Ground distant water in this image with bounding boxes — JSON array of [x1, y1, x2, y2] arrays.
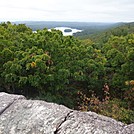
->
[[33, 27, 82, 36], [54, 27, 82, 36]]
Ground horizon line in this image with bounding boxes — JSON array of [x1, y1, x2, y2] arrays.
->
[[1, 20, 133, 24]]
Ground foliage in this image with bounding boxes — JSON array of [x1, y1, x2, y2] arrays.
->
[[0, 22, 134, 124], [0, 22, 106, 108], [99, 99, 134, 124], [77, 88, 134, 124]]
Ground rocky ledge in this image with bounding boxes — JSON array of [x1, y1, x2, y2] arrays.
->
[[0, 92, 133, 134]]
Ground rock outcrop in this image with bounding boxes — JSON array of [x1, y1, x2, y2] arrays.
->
[[0, 92, 133, 134]]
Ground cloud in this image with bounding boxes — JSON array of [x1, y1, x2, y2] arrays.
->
[[0, 0, 134, 22]]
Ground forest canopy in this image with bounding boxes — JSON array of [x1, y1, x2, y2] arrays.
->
[[0, 22, 134, 124]]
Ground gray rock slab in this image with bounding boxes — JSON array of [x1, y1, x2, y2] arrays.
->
[[0, 92, 134, 134], [0, 92, 25, 115], [0, 93, 72, 134], [57, 111, 125, 134]]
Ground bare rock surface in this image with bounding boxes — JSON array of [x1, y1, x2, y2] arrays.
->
[[0, 92, 133, 134], [0, 92, 25, 115]]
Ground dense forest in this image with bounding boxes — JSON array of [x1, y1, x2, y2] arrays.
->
[[0, 22, 134, 124], [75, 22, 134, 41]]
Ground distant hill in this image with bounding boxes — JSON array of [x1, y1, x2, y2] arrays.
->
[[87, 22, 134, 43], [73, 22, 123, 38], [13, 21, 117, 32]]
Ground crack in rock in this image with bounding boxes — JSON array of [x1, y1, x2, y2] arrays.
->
[[54, 111, 73, 134], [0, 93, 25, 116], [0, 100, 15, 115]]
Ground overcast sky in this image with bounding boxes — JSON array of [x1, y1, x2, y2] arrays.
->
[[0, 0, 134, 22]]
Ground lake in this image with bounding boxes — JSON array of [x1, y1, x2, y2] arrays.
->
[[33, 27, 82, 36], [54, 27, 82, 36]]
